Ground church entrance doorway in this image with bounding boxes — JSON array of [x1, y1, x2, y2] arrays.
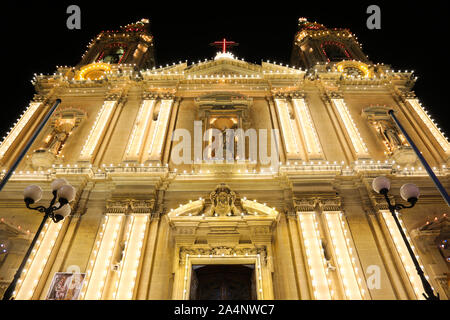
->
[[189, 264, 256, 300]]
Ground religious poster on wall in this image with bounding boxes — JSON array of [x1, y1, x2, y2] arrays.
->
[[46, 272, 86, 300]]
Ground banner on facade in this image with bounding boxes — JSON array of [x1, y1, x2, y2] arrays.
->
[[46, 272, 86, 300]]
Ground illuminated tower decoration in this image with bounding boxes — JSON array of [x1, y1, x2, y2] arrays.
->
[[290, 18, 369, 69], [76, 18, 155, 80]]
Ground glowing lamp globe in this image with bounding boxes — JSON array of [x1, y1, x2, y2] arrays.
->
[[57, 185, 76, 204], [54, 203, 71, 222], [51, 178, 68, 192], [23, 185, 43, 204], [372, 176, 391, 194], [400, 183, 420, 202]]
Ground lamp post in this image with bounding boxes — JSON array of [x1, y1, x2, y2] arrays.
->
[[372, 176, 439, 300], [2, 178, 76, 300]]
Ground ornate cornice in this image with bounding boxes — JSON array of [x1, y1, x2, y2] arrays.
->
[[105, 199, 155, 215], [179, 246, 267, 265], [105, 200, 130, 214]]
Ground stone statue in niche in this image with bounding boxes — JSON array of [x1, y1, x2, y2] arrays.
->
[[377, 120, 405, 150], [376, 119, 416, 165], [362, 106, 417, 166], [30, 108, 86, 170], [220, 129, 236, 161], [47, 126, 71, 155], [209, 183, 240, 216]]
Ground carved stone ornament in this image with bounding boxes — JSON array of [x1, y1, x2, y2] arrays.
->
[[168, 184, 279, 218], [105, 199, 155, 214], [396, 88, 416, 101], [293, 196, 341, 212], [130, 199, 155, 214], [209, 183, 240, 216], [326, 91, 344, 100], [105, 200, 130, 214], [293, 198, 318, 212], [272, 90, 305, 100], [142, 92, 159, 100], [159, 92, 176, 100], [32, 94, 46, 103], [369, 194, 390, 211], [179, 246, 267, 264], [319, 197, 342, 212], [105, 92, 122, 101]]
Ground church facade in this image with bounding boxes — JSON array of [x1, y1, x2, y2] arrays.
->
[[0, 18, 448, 300]]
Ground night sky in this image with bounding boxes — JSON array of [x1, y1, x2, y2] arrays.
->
[[1, 1, 449, 140]]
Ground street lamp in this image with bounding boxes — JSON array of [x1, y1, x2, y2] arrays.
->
[[2, 178, 76, 300], [372, 176, 439, 300]]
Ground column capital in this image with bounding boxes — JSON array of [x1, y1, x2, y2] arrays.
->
[[32, 94, 46, 103], [293, 197, 317, 212], [142, 92, 159, 100], [395, 88, 416, 102], [293, 195, 342, 213], [272, 90, 306, 100], [324, 90, 344, 100]]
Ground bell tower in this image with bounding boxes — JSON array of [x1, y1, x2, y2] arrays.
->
[[77, 18, 155, 72], [290, 18, 369, 69]]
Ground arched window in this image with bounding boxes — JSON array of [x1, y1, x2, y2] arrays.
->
[[96, 43, 128, 64], [321, 42, 351, 62]]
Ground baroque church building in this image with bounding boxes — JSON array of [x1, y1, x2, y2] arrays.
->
[[0, 18, 448, 300]]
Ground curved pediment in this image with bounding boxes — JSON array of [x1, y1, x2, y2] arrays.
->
[[361, 105, 391, 121], [168, 183, 278, 218], [185, 57, 262, 77]]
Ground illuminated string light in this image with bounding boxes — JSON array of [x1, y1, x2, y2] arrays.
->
[[292, 98, 322, 156], [381, 210, 431, 300], [331, 99, 369, 155], [15, 221, 63, 299], [406, 99, 449, 153], [83, 215, 122, 299], [80, 100, 117, 159], [125, 99, 155, 157], [299, 212, 332, 299], [148, 99, 174, 159], [274, 98, 301, 156], [0, 102, 41, 158], [114, 215, 148, 299], [325, 212, 364, 300]]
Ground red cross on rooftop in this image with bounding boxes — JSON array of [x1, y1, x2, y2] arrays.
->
[[210, 38, 239, 53]]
